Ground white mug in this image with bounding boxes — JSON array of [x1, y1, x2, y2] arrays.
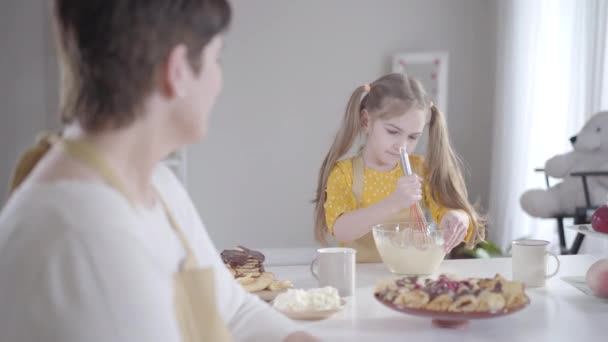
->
[[310, 247, 356, 296], [512, 239, 560, 287]]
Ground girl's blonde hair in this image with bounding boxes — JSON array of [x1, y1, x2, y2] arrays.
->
[[313, 73, 485, 246]]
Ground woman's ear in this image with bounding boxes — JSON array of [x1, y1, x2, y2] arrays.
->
[[162, 44, 191, 98]]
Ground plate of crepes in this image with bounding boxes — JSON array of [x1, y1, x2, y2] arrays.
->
[[374, 274, 530, 328], [221, 246, 294, 302]]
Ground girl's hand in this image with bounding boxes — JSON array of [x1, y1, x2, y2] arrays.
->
[[440, 210, 470, 253], [388, 175, 422, 211]]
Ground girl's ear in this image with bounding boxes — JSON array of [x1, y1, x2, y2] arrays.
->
[[361, 109, 370, 133]]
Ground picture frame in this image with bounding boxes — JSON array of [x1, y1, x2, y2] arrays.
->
[[392, 51, 449, 113]]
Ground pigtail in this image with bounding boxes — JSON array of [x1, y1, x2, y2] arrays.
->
[[426, 105, 486, 247], [313, 85, 369, 244]]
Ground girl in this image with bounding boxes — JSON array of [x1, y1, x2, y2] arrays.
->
[[0, 1, 314, 341], [314, 73, 485, 263]]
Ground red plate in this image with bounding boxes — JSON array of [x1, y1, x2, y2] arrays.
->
[[374, 293, 530, 328]]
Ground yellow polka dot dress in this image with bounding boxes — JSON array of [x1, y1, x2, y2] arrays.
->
[[324, 154, 473, 262]]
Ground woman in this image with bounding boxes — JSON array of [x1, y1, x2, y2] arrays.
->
[[0, 1, 315, 341]]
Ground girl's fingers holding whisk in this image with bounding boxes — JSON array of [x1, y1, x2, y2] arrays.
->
[[447, 234, 458, 253], [449, 224, 467, 252], [447, 220, 465, 251], [457, 225, 468, 245], [443, 220, 454, 251]]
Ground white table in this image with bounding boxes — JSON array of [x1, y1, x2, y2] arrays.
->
[[268, 255, 607, 341]]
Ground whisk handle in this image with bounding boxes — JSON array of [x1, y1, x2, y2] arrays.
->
[[399, 147, 413, 176]]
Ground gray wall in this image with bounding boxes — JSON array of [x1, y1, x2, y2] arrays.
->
[[193, 0, 496, 249], [0, 0, 496, 251], [0, 0, 56, 199]]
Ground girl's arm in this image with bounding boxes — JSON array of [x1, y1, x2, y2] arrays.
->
[[328, 169, 422, 242], [333, 198, 401, 242], [423, 186, 474, 244]]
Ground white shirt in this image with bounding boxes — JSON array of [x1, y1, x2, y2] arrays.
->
[[0, 165, 297, 342]]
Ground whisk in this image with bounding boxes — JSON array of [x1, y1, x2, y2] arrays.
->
[[399, 147, 429, 246]]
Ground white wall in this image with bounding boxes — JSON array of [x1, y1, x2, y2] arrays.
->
[[0, 0, 55, 199], [192, 0, 497, 249]]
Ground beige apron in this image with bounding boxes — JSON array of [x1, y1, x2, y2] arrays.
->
[[343, 155, 412, 263], [50, 136, 232, 342]]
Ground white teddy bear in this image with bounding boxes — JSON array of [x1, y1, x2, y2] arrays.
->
[[520, 111, 608, 218]]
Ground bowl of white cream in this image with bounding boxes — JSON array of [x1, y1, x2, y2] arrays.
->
[[273, 287, 344, 320]]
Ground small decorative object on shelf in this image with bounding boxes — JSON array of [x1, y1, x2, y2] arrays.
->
[[164, 149, 187, 184], [392, 51, 449, 113]]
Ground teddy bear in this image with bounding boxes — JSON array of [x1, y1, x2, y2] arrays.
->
[[520, 111, 608, 218]]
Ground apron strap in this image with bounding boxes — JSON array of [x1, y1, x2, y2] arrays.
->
[[352, 154, 365, 208], [51, 136, 132, 201], [54, 138, 200, 270], [157, 196, 199, 269]]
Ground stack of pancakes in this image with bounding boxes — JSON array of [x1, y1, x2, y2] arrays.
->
[[221, 246, 293, 293], [222, 245, 265, 278]]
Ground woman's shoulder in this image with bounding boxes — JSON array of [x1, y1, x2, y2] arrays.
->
[[0, 163, 194, 260], [1, 180, 136, 243], [0, 181, 145, 286]]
